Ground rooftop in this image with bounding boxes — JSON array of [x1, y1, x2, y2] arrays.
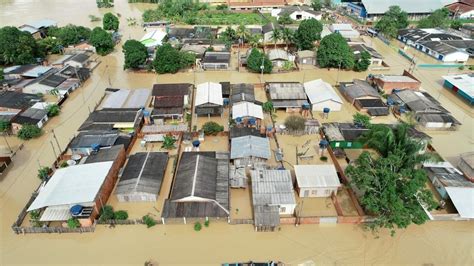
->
[[231, 136, 271, 160], [295, 164, 341, 188], [152, 83, 191, 97], [361, 0, 453, 15], [340, 79, 380, 100], [251, 169, 296, 206], [0, 91, 41, 110], [232, 101, 264, 120], [267, 82, 306, 100], [195, 82, 223, 106], [202, 51, 231, 64], [69, 131, 119, 149], [304, 79, 343, 104], [443, 74, 474, 98]]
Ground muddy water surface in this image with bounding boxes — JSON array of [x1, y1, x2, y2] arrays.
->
[[1, 1, 473, 265]]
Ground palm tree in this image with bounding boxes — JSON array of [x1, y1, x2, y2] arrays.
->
[[248, 34, 262, 48], [270, 28, 281, 49], [281, 27, 294, 50], [236, 24, 249, 46]]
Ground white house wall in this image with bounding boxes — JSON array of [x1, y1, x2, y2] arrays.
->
[[23, 83, 55, 94], [289, 11, 321, 21], [443, 51, 469, 63], [312, 100, 342, 112], [279, 203, 296, 215]]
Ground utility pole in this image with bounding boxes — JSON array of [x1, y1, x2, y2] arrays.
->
[[336, 60, 342, 86], [2, 134, 13, 154], [260, 56, 265, 84], [50, 141, 58, 160], [51, 129, 62, 152]]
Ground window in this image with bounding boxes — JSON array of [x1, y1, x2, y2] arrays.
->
[[335, 142, 340, 147], [347, 142, 352, 147], [280, 207, 286, 213], [325, 189, 332, 196], [311, 190, 318, 195]]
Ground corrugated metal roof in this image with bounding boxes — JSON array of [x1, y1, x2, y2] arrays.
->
[[102, 89, 131, 109], [268, 82, 306, 100], [28, 161, 114, 211], [231, 136, 271, 159], [251, 169, 296, 206], [125, 89, 150, 108], [445, 187, 474, 219], [232, 102, 264, 119], [304, 79, 343, 104], [295, 164, 341, 188], [195, 82, 223, 106]]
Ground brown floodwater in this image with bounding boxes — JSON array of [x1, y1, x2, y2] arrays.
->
[[1, 1, 474, 265]]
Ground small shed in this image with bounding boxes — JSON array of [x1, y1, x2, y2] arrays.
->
[[231, 136, 271, 167], [297, 50, 316, 65], [339, 79, 389, 115], [230, 83, 255, 104], [295, 164, 341, 197], [115, 152, 168, 202], [140, 29, 166, 48], [304, 79, 343, 112], [195, 82, 223, 116], [267, 49, 294, 67], [152, 83, 191, 120], [201, 52, 230, 70], [11, 107, 48, 134]]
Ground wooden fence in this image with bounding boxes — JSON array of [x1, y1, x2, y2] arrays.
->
[[229, 219, 254, 225], [12, 225, 96, 234]]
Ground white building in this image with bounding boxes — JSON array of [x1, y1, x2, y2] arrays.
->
[[272, 6, 322, 21], [304, 79, 343, 112], [232, 101, 264, 120], [195, 82, 223, 116], [329, 24, 360, 39], [295, 164, 341, 197], [140, 29, 167, 48]]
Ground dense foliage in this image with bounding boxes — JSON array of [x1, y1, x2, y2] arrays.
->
[[48, 25, 91, 46], [97, 0, 114, 8], [37, 166, 51, 181], [103, 12, 120, 31], [90, 27, 115, 55], [0, 26, 43, 65], [262, 101, 273, 113], [46, 104, 60, 117], [284, 115, 306, 131], [162, 135, 176, 149], [194, 221, 202, 231], [153, 43, 195, 74], [316, 33, 354, 69], [37, 37, 63, 54], [17, 124, 42, 140], [99, 205, 115, 221], [353, 113, 371, 128], [294, 18, 323, 50], [353, 51, 371, 72], [346, 124, 437, 235], [375, 6, 409, 38], [278, 12, 293, 25], [246, 48, 273, 74], [311, 0, 322, 11], [143, 215, 156, 228], [122, 39, 148, 69], [202, 121, 224, 136], [67, 218, 80, 229], [114, 210, 129, 220], [0, 120, 10, 132], [417, 8, 450, 29]]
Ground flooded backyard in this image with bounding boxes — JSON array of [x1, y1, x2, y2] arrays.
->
[[1, 0, 474, 265]]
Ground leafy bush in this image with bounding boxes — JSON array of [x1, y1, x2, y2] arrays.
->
[[154, 44, 194, 74], [46, 104, 60, 117], [246, 48, 273, 73], [90, 27, 115, 56], [103, 12, 119, 31], [284, 116, 305, 131], [37, 166, 51, 181], [202, 122, 224, 136], [114, 210, 129, 220], [320, 156, 328, 161], [216, 4, 228, 10], [30, 210, 43, 227], [17, 124, 42, 140], [353, 113, 371, 128], [60, 161, 69, 168], [99, 205, 114, 221], [0, 120, 10, 133], [282, 61, 294, 71], [143, 215, 156, 228], [67, 218, 80, 229], [204, 220, 209, 227], [162, 135, 176, 150], [194, 221, 202, 231]]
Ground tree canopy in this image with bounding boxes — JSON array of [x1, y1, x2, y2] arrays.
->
[[316, 33, 354, 69], [46, 104, 60, 117], [311, 0, 323, 11], [0, 120, 10, 132], [37, 37, 63, 54], [89, 27, 115, 55], [48, 25, 91, 46], [103, 12, 120, 31], [353, 51, 371, 72], [417, 8, 450, 29], [278, 12, 293, 25], [346, 124, 436, 235], [294, 18, 323, 50], [0, 26, 43, 65], [246, 48, 273, 74], [122, 39, 148, 69], [17, 124, 42, 140], [374, 6, 409, 38], [153, 43, 194, 74]]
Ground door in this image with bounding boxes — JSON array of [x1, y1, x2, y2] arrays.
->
[[304, 190, 309, 197]]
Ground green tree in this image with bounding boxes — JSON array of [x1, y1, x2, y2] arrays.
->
[[17, 124, 42, 140], [284, 115, 305, 131], [202, 121, 224, 135], [154, 43, 187, 74], [67, 218, 80, 229], [450, 20, 463, 30], [37, 166, 51, 181], [103, 12, 120, 31], [142, 215, 156, 228], [375, 6, 409, 38], [246, 48, 273, 74], [353, 113, 371, 128], [37, 37, 63, 54], [346, 124, 437, 235], [281, 27, 294, 50], [0, 68, 3, 80], [311, 0, 323, 11], [99, 205, 115, 221], [248, 34, 262, 48], [0, 120, 10, 132], [316, 33, 354, 69], [278, 12, 293, 25], [417, 8, 450, 29], [46, 104, 60, 117], [114, 210, 129, 220], [353, 51, 371, 72], [0, 26, 44, 65], [162, 135, 176, 149], [194, 221, 202, 231], [48, 25, 91, 46], [29, 210, 43, 227], [97, 0, 114, 8], [90, 27, 115, 55], [262, 101, 273, 113], [122, 39, 147, 69], [236, 24, 249, 44], [294, 18, 323, 50]]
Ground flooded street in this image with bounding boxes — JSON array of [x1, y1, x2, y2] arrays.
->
[[1, 0, 474, 265]]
